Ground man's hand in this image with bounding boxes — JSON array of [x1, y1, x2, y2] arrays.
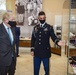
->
[[58, 40, 65, 46], [31, 51, 34, 56]]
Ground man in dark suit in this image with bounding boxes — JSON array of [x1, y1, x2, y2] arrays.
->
[[31, 11, 65, 75], [8, 19, 20, 57], [15, 27, 20, 57], [0, 13, 16, 75]]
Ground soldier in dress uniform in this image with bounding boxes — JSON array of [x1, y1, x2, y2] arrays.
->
[[31, 11, 65, 75]]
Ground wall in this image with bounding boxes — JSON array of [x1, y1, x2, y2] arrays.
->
[[6, 0, 15, 16], [43, 0, 64, 24]]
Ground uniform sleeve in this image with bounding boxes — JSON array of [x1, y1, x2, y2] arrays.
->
[[50, 26, 60, 45], [31, 27, 36, 52]]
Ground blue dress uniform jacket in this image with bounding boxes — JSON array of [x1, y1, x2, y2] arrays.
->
[[31, 23, 59, 58]]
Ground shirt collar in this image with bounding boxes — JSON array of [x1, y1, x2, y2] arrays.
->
[[3, 22, 8, 29], [40, 22, 45, 27]]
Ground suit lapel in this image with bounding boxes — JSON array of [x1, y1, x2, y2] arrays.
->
[[1, 23, 15, 45], [43, 23, 47, 28], [1, 23, 11, 42]]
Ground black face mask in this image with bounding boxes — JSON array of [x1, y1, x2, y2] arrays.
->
[[39, 19, 45, 24], [8, 21, 16, 27]]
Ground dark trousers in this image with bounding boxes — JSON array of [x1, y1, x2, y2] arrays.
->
[[34, 57, 50, 75], [0, 59, 16, 75], [16, 41, 19, 56]]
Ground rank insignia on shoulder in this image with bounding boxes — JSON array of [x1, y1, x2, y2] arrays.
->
[[44, 28, 48, 31]]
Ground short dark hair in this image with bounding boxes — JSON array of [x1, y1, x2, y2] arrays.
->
[[38, 11, 45, 16]]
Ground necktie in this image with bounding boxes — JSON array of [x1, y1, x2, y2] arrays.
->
[[7, 28, 13, 45], [7, 28, 14, 57]]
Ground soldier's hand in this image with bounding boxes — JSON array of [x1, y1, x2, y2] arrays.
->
[[58, 40, 65, 46], [31, 51, 34, 56]]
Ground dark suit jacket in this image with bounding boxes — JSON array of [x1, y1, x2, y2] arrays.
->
[[0, 23, 16, 66], [31, 23, 59, 58], [15, 27, 20, 42]]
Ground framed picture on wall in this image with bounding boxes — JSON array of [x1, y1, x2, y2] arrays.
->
[[15, 0, 42, 26]]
